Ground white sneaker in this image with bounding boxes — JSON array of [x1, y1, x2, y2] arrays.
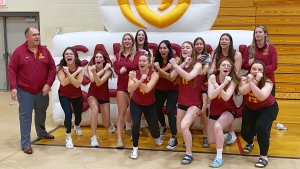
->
[[129, 150, 138, 159], [155, 137, 163, 146], [65, 135, 74, 149], [74, 125, 83, 136], [108, 124, 116, 133], [91, 135, 99, 147], [116, 139, 124, 149], [227, 133, 237, 144]]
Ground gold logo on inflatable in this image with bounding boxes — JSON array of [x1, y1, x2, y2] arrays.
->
[[118, 0, 191, 28]]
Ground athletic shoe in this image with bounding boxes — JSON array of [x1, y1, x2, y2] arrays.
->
[[181, 154, 193, 165], [91, 135, 99, 147], [140, 127, 149, 136], [166, 137, 178, 149], [226, 133, 237, 144], [223, 133, 232, 146], [108, 124, 116, 133], [74, 125, 83, 136], [159, 126, 168, 137], [243, 143, 254, 154], [210, 157, 224, 168], [202, 137, 210, 148], [155, 137, 163, 146], [129, 150, 138, 159], [65, 135, 74, 149], [116, 139, 124, 149]]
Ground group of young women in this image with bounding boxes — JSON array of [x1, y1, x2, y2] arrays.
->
[[56, 25, 278, 168]]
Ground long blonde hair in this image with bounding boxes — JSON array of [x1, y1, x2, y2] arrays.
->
[[119, 33, 136, 61], [248, 25, 270, 59]]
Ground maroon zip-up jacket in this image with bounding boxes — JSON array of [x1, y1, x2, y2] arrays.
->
[[8, 42, 56, 94]]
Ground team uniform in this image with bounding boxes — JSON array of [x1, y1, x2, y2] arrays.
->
[[130, 70, 160, 147], [58, 67, 83, 134], [241, 90, 278, 156], [88, 74, 109, 104], [177, 67, 203, 111], [209, 76, 237, 120], [155, 61, 178, 137]]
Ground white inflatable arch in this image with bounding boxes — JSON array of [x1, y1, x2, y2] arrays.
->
[[51, 0, 253, 130]]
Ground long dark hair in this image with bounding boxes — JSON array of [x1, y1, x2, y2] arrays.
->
[[212, 33, 235, 67], [90, 51, 113, 77], [90, 51, 111, 67], [247, 60, 271, 89], [154, 40, 174, 70], [212, 58, 240, 94], [194, 37, 206, 55], [135, 29, 151, 57], [58, 47, 82, 71]]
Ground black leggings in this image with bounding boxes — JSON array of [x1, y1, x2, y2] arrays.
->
[[59, 96, 83, 133], [130, 99, 160, 147], [155, 89, 178, 135], [241, 102, 278, 156]]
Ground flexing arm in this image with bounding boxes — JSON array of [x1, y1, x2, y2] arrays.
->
[[172, 62, 202, 81], [238, 76, 252, 95], [139, 72, 159, 93], [128, 71, 140, 93], [87, 65, 96, 82], [58, 67, 84, 88], [69, 68, 84, 88], [219, 80, 236, 101], [208, 74, 232, 100], [94, 69, 112, 87]]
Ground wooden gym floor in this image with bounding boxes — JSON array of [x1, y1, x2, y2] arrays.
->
[[0, 91, 299, 169]]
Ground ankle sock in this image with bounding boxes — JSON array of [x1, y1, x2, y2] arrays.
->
[[126, 122, 131, 130], [140, 119, 146, 128], [216, 148, 223, 159]]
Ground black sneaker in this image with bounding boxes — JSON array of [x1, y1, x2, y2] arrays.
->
[[166, 137, 178, 149], [181, 154, 193, 165], [159, 126, 168, 137], [243, 143, 254, 154]]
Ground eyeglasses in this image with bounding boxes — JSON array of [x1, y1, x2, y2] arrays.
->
[[221, 64, 232, 68]]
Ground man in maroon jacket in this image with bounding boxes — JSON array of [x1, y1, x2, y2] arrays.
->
[[8, 27, 56, 154]]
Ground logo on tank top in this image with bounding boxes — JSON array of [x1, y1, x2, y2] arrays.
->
[[248, 92, 258, 103]]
